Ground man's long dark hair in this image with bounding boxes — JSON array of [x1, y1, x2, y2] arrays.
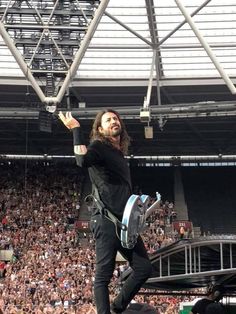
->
[[90, 109, 130, 155]]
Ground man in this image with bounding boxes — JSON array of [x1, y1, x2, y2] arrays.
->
[[190, 285, 224, 314], [59, 109, 152, 314], [205, 303, 226, 314], [190, 297, 214, 314]]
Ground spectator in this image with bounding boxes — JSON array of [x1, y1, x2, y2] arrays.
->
[[206, 303, 226, 314], [0, 160, 184, 313], [190, 285, 225, 314]]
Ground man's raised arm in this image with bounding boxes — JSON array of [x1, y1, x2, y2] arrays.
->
[[58, 111, 87, 155]]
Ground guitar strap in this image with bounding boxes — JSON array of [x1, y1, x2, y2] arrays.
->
[[90, 186, 160, 249], [92, 184, 127, 233]]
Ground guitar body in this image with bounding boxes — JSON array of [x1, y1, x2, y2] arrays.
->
[[120, 192, 161, 249]]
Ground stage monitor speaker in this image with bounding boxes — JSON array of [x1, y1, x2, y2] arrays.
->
[[39, 110, 52, 133], [123, 303, 156, 314]]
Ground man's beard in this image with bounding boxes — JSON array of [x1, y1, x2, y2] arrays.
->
[[111, 127, 121, 137], [103, 127, 121, 137]]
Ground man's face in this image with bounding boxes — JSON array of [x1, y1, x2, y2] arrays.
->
[[99, 112, 122, 137]]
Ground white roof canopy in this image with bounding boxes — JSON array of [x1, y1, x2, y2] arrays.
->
[[0, 0, 235, 87]]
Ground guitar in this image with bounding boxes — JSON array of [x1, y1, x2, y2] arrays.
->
[[120, 192, 161, 249]]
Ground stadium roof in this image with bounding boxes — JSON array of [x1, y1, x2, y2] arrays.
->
[[0, 0, 236, 158]]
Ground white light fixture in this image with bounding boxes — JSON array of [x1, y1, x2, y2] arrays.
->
[[144, 125, 153, 139]]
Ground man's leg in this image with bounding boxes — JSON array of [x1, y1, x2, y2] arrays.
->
[[91, 214, 118, 314], [111, 236, 152, 313]]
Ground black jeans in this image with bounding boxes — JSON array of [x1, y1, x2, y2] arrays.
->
[[90, 213, 153, 314]]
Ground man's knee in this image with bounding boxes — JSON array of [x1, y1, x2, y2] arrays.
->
[[135, 259, 152, 280], [95, 265, 114, 285], [143, 259, 153, 278]]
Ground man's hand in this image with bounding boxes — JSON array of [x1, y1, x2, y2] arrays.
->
[[58, 111, 80, 130]]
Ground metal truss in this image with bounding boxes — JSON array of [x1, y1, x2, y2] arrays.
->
[[0, 0, 109, 105], [119, 235, 236, 295], [146, 236, 236, 291]]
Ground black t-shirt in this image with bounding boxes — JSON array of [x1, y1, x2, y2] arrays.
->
[[74, 135, 132, 219], [206, 303, 226, 314], [191, 298, 214, 314]]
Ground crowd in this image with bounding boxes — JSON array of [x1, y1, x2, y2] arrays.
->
[[0, 161, 191, 313]]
